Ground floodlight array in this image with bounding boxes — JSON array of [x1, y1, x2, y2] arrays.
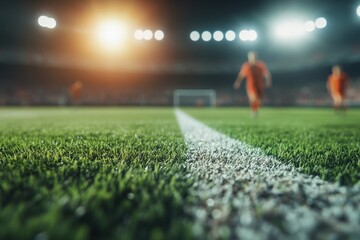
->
[[134, 29, 164, 41], [190, 30, 258, 42], [38, 16, 57, 29], [274, 17, 327, 40]]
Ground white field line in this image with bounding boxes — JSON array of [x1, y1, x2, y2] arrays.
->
[[175, 109, 360, 240]]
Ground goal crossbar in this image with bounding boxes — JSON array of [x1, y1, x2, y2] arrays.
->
[[173, 89, 216, 107]]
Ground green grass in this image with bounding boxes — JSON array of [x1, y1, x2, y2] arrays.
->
[[0, 108, 193, 240], [1, 107, 360, 240], [185, 107, 360, 186]]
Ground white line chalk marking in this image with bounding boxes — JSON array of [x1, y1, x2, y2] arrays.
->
[[176, 109, 360, 240]]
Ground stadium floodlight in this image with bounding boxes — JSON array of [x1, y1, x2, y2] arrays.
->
[[38, 16, 48, 27], [239, 30, 257, 42], [38, 15, 56, 29], [190, 31, 200, 41], [134, 29, 144, 40], [248, 30, 257, 41], [239, 30, 249, 41], [225, 30, 236, 41], [357, 5, 360, 17], [304, 21, 315, 32], [315, 17, 327, 29], [96, 20, 127, 49], [213, 31, 224, 41], [47, 18, 56, 29], [143, 30, 153, 40], [173, 89, 216, 107], [201, 31, 212, 41], [154, 30, 164, 41], [274, 21, 305, 40]]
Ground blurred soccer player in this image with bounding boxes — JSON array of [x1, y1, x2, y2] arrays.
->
[[69, 81, 83, 105], [233, 51, 271, 117], [327, 65, 349, 112]]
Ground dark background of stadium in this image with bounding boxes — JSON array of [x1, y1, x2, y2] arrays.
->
[[1, 0, 360, 106]]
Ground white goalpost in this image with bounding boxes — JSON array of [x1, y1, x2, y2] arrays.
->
[[173, 89, 216, 107]]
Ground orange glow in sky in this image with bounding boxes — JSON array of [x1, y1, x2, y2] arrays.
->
[[96, 19, 127, 51]]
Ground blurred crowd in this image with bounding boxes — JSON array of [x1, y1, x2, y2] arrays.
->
[[0, 65, 359, 107]]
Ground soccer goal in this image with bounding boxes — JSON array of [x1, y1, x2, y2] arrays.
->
[[173, 89, 216, 107]]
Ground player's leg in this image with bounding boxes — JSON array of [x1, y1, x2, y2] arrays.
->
[[338, 94, 346, 112], [332, 94, 342, 112], [248, 92, 260, 116]]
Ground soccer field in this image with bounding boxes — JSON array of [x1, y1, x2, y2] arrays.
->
[[0, 107, 359, 239], [0, 108, 193, 239], [185, 108, 360, 185]]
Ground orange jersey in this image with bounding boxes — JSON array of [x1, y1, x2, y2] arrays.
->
[[327, 73, 348, 96], [240, 61, 269, 96]]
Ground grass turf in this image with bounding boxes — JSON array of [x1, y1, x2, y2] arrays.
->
[[0, 108, 193, 240], [1, 107, 359, 239], [185, 107, 360, 186]]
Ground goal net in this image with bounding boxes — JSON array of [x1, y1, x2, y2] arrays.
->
[[173, 89, 216, 107]]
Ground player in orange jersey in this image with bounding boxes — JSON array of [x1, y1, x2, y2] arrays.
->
[[327, 65, 349, 112], [69, 80, 83, 105], [233, 51, 271, 117]]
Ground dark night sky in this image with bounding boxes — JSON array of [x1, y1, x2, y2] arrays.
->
[[1, 0, 358, 41], [0, 0, 360, 72]]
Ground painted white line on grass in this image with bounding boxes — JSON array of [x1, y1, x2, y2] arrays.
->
[[175, 109, 360, 240]]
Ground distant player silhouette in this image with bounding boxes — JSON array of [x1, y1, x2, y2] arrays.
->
[[327, 65, 349, 112], [69, 81, 83, 105], [233, 52, 271, 117]]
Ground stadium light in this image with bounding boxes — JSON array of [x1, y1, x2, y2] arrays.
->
[[143, 30, 153, 40], [315, 17, 327, 29], [304, 21, 315, 32], [190, 31, 200, 41], [38, 16, 48, 27], [134, 29, 144, 40], [96, 20, 127, 50], [154, 30, 164, 41], [38, 15, 56, 29], [225, 30, 236, 41], [248, 30, 257, 41], [201, 31, 212, 41], [47, 18, 56, 29], [239, 30, 257, 41], [213, 31, 224, 41], [239, 30, 249, 41], [357, 5, 360, 17]]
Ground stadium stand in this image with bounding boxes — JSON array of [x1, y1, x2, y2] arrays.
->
[[1, 63, 359, 107]]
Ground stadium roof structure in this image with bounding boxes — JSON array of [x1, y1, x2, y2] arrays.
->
[[1, 0, 360, 72]]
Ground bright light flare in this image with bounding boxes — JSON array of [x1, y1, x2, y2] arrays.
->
[[315, 17, 327, 29], [190, 31, 200, 41], [304, 21, 315, 32], [201, 31, 212, 41], [357, 5, 360, 17], [274, 21, 305, 40], [154, 30, 164, 41], [97, 20, 127, 50], [38, 15, 56, 29], [225, 30, 236, 41]]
